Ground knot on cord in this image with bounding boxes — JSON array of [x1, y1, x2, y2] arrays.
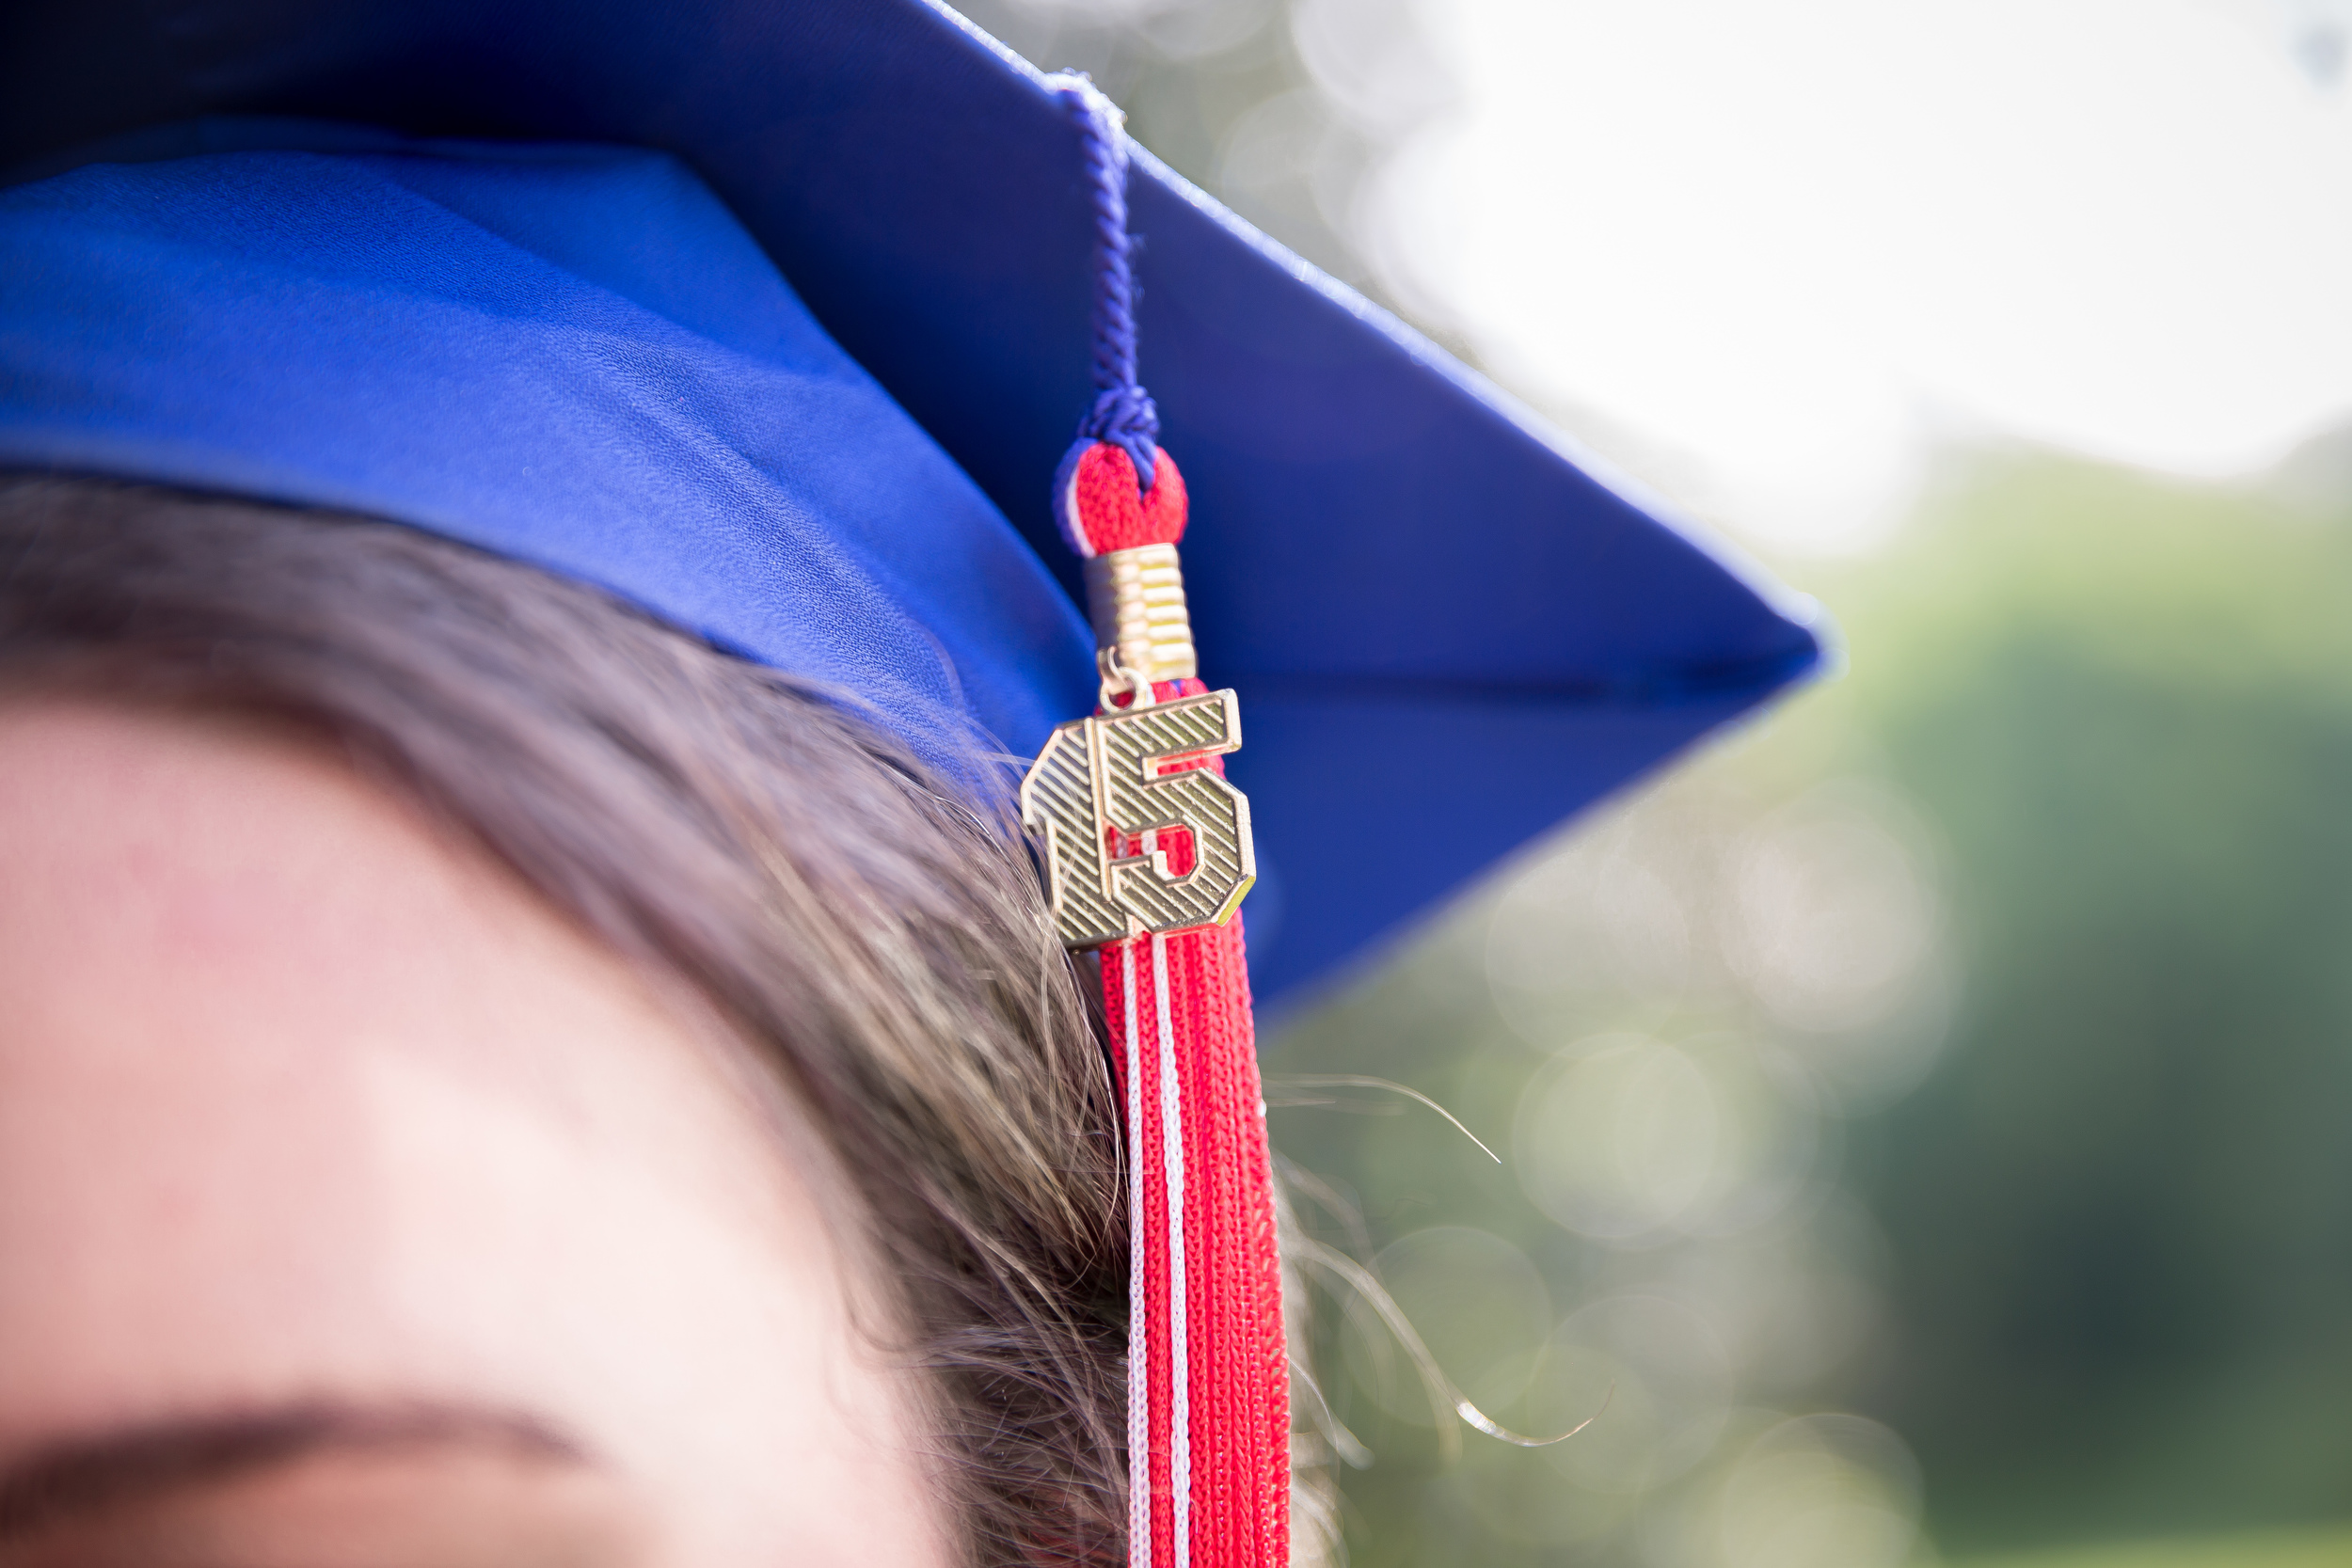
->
[[1080, 383, 1161, 493]]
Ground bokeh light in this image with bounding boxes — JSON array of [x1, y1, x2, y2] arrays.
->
[[1707, 1415, 1924, 1568]]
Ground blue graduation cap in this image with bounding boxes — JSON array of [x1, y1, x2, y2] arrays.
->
[[0, 0, 1820, 1009]]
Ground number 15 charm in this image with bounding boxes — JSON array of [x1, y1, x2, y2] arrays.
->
[[1020, 688, 1256, 950]]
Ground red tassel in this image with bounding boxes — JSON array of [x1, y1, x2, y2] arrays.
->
[[1056, 441, 1287, 1568], [1043, 78, 1283, 1562], [1103, 900, 1286, 1568]]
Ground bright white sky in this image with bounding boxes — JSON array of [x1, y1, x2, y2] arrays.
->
[[1347, 0, 2352, 551]]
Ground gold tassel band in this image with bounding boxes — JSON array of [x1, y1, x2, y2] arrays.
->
[[1084, 542, 1198, 687]]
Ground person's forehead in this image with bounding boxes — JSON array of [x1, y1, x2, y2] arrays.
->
[[0, 700, 941, 1567]]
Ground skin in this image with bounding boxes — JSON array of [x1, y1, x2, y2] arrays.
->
[[0, 698, 950, 1568]]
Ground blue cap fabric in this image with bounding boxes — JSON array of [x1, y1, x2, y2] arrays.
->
[[0, 0, 1821, 1007], [0, 127, 1092, 768]]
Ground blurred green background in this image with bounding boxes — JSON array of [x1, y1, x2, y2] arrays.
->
[[1256, 455, 2352, 1568], [951, 0, 2352, 1561]]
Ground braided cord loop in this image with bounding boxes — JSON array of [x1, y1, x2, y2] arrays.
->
[[1057, 77, 1162, 491]]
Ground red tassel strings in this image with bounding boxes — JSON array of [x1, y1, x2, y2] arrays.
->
[[1028, 84, 1293, 1560]]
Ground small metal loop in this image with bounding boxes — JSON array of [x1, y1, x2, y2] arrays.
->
[[1097, 643, 1157, 710]]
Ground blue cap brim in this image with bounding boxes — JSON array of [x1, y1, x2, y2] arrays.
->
[[0, 0, 1821, 1007]]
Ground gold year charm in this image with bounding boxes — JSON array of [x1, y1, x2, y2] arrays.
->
[[1020, 688, 1256, 950]]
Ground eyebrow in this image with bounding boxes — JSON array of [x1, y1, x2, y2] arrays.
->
[[0, 1402, 595, 1540]]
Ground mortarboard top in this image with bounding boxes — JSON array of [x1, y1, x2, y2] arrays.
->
[[0, 0, 1821, 1009]]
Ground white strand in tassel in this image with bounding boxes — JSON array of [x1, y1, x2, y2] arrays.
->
[[1152, 933, 1191, 1565], [1122, 943, 1152, 1568]]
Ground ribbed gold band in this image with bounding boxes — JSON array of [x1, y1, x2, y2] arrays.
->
[[1084, 542, 1197, 686]]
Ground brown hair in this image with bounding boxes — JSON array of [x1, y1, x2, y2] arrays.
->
[[0, 474, 1130, 1566]]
